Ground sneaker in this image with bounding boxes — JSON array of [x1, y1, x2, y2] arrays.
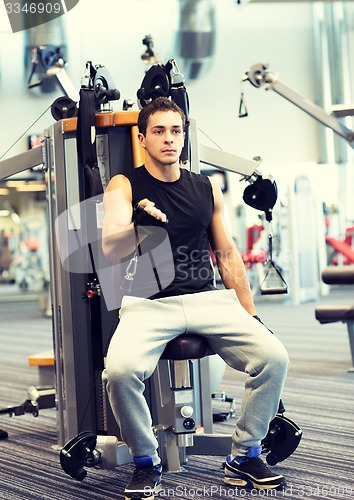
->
[[223, 454, 286, 490], [124, 455, 162, 500]]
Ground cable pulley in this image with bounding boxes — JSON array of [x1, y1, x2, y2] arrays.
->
[[242, 175, 278, 223], [260, 232, 288, 296], [137, 64, 171, 106], [51, 96, 78, 121]]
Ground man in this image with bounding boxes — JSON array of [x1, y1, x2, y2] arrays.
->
[[101, 96, 289, 499]]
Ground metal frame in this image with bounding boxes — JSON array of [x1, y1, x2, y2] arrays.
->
[[243, 62, 354, 147], [348, 321, 354, 372]]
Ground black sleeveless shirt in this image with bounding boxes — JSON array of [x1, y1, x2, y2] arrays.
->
[[125, 166, 216, 299]]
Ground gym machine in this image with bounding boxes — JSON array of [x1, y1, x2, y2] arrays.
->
[[0, 58, 301, 478], [239, 63, 354, 303], [315, 265, 354, 372], [27, 43, 80, 118], [241, 62, 354, 147]]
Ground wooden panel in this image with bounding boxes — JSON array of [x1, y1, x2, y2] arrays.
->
[[62, 111, 140, 133], [28, 351, 54, 367], [131, 125, 145, 168]]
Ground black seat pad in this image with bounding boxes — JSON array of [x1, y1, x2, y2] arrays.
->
[[161, 334, 215, 360], [321, 266, 354, 285], [315, 305, 354, 324]]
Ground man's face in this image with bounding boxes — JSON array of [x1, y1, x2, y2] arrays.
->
[[139, 110, 185, 166]]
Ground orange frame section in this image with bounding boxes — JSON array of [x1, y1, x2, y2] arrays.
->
[[28, 352, 54, 367], [62, 110, 145, 168]]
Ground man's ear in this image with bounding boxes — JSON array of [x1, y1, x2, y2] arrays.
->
[[138, 132, 146, 149]]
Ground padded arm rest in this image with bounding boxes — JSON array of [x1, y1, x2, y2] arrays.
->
[[321, 266, 354, 285], [315, 305, 354, 324]]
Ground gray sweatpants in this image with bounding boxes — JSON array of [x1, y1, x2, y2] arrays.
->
[[102, 289, 289, 463]]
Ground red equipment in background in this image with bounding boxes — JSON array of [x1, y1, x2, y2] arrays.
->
[[326, 225, 354, 265], [241, 224, 268, 268]]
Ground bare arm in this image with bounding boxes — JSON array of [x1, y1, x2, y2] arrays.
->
[[208, 177, 256, 316], [102, 174, 168, 261], [101, 174, 135, 261]]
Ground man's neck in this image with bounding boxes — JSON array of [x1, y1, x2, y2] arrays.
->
[[144, 162, 181, 182]]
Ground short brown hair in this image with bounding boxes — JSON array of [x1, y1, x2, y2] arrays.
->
[[138, 96, 186, 136]]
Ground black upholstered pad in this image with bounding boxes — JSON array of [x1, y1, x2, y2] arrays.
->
[[321, 266, 354, 285], [161, 334, 215, 360], [315, 305, 354, 324]]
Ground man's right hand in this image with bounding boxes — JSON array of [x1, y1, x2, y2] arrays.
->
[[134, 199, 168, 224]]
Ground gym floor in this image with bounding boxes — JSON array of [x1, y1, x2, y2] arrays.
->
[[0, 287, 353, 500]]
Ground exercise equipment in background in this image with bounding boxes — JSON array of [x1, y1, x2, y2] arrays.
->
[[326, 228, 354, 265], [241, 62, 354, 147], [315, 266, 354, 372], [175, 0, 216, 81], [243, 175, 288, 296], [259, 232, 288, 296]]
